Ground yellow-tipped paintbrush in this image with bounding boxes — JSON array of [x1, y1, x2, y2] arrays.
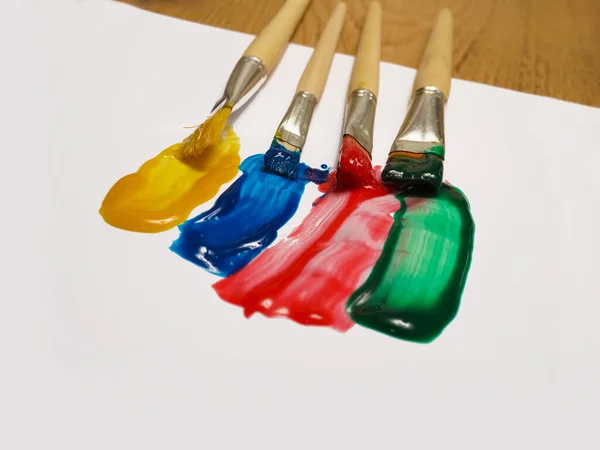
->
[[381, 8, 453, 194], [178, 0, 312, 160]]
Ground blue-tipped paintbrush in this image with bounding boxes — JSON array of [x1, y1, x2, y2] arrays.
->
[[381, 9, 453, 195], [264, 2, 347, 178]]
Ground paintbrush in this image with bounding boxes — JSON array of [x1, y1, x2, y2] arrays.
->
[[381, 8, 453, 194], [264, 2, 347, 177], [178, 0, 312, 160], [336, 1, 381, 189]]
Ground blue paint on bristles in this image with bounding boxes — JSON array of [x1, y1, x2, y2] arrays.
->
[[263, 139, 302, 178]]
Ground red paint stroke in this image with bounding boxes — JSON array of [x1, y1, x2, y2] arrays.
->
[[213, 136, 400, 331]]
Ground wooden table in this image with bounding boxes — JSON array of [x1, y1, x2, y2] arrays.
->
[[120, 0, 600, 107]]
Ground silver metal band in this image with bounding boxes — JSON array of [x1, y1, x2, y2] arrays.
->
[[390, 86, 447, 158], [343, 89, 377, 155], [275, 91, 318, 150], [211, 56, 267, 112]]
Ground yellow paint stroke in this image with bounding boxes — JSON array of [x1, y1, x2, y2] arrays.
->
[[99, 127, 241, 233]]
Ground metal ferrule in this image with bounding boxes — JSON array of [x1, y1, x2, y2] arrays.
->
[[211, 56, 267, 112], [390, 86, 447, 158], [343, 89, 377, 155], [275, 91, 318, 149]]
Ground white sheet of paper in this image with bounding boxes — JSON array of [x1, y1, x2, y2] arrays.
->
[[4, 0, 600, 448]]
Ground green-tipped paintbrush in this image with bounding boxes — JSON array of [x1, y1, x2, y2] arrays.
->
[[381, 9, 453, 195]]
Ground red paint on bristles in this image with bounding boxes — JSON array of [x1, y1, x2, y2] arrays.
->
[[335, 135, 387, 193]]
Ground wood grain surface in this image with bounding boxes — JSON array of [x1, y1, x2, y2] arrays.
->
[[119, 0, 600, 107]]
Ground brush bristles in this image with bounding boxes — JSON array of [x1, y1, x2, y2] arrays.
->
[[177, 107, 232, 160], [381, 151, 444, 194], [263, 138, 301, 178], [335, 135, 374, 190]]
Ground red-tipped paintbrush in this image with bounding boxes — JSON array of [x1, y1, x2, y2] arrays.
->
[[336, 1, 381, 189]]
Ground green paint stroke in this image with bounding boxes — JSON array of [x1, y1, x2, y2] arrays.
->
[[346, 183, 475, 343]]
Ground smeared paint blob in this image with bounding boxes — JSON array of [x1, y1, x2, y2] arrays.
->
[[213, 135, 399, 331], [171, 154, 329, 276], [213, 192, 399, 331], [100, 127, 240, 233], [263, 139, 301, 178], [346, 183, 475, 343]]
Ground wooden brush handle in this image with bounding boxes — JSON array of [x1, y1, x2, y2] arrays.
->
[[242, 0, 312, 73], [413, 8, 453, 99], [348, 1, 381, 97], [296, 2, 347, 102]]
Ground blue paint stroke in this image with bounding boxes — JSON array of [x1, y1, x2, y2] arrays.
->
[[170, 154, 329, 277], [263, 139, 301, 178]]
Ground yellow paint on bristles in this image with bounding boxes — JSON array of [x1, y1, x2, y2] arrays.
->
[[99, 127, 241, 233], [177, 106, 232, 160]]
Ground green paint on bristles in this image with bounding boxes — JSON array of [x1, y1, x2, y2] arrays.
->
[[346, 183, 475, 343], [381, 150, 444, 194], [425, 145, 445, 158]]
